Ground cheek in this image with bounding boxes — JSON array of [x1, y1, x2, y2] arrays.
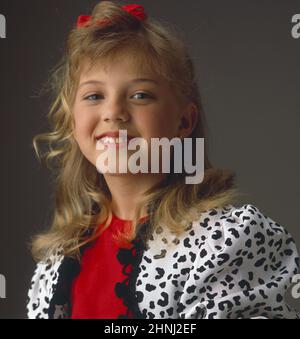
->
[[136, 109, 179, 138], [73, 109, 95, 142], [73, 109, 98, 164]]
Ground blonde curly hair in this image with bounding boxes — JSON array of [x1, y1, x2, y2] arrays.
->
[[30, 0, 242, 262]]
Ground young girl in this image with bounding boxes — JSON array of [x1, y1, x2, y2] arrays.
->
[[26, 1, 300, 319]]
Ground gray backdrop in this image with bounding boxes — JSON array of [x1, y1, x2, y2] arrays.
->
[[0, 0, 299, 318]]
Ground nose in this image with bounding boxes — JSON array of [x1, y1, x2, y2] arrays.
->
[[101, 96, 130, 123]]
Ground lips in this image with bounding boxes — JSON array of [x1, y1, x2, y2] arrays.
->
[[95, 131, 135, 141], [95, 131, 136, 148]]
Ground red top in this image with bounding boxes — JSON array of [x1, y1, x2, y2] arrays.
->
[[70, 214, 146, 319]]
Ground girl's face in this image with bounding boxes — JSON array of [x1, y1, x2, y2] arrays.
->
[[72, 54, 195, 170]]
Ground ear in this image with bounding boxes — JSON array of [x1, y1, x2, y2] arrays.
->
[[178, 102, 198, 138]]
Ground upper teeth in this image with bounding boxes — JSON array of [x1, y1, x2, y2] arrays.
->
[[99, 137, 128, 144]]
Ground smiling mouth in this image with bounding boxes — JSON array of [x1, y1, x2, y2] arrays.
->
[[97, 136, 130, 144], [95, 135, 137, 150]]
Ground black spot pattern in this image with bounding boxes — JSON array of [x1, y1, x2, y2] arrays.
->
[[135, 204, 300, 319]]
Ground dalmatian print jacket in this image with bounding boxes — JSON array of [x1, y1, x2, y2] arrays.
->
[[26, 204, 300, 319]]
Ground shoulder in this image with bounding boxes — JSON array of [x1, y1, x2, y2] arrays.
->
[[193, 203, 299, 260], [26, 249, 64, 319], [178, 204, 300, 318]]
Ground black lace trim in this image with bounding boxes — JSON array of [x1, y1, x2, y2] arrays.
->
[[115, 218, 151, 319], [48, 256, 81, 319], [48, 241, 91, 319]]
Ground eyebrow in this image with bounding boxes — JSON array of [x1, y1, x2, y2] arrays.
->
[[78, 78, 159, 89]]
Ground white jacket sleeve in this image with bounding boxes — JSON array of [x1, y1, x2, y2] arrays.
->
[[178, 204, 300, 319]]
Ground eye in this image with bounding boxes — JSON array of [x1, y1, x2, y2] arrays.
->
[[131, 92, 153, 100], [83, 93, 102, 101]]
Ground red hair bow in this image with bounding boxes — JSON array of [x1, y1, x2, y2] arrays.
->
[[77, 15, 92, 28], [77, 4, 147, 28], [122, 4, 147, 21]]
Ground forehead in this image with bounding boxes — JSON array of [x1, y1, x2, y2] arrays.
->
[[78, 51, 161, 83], [74, 48, 185, 107]]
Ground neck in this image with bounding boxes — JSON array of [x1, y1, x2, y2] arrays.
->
[[103, 173, 166, 220]]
